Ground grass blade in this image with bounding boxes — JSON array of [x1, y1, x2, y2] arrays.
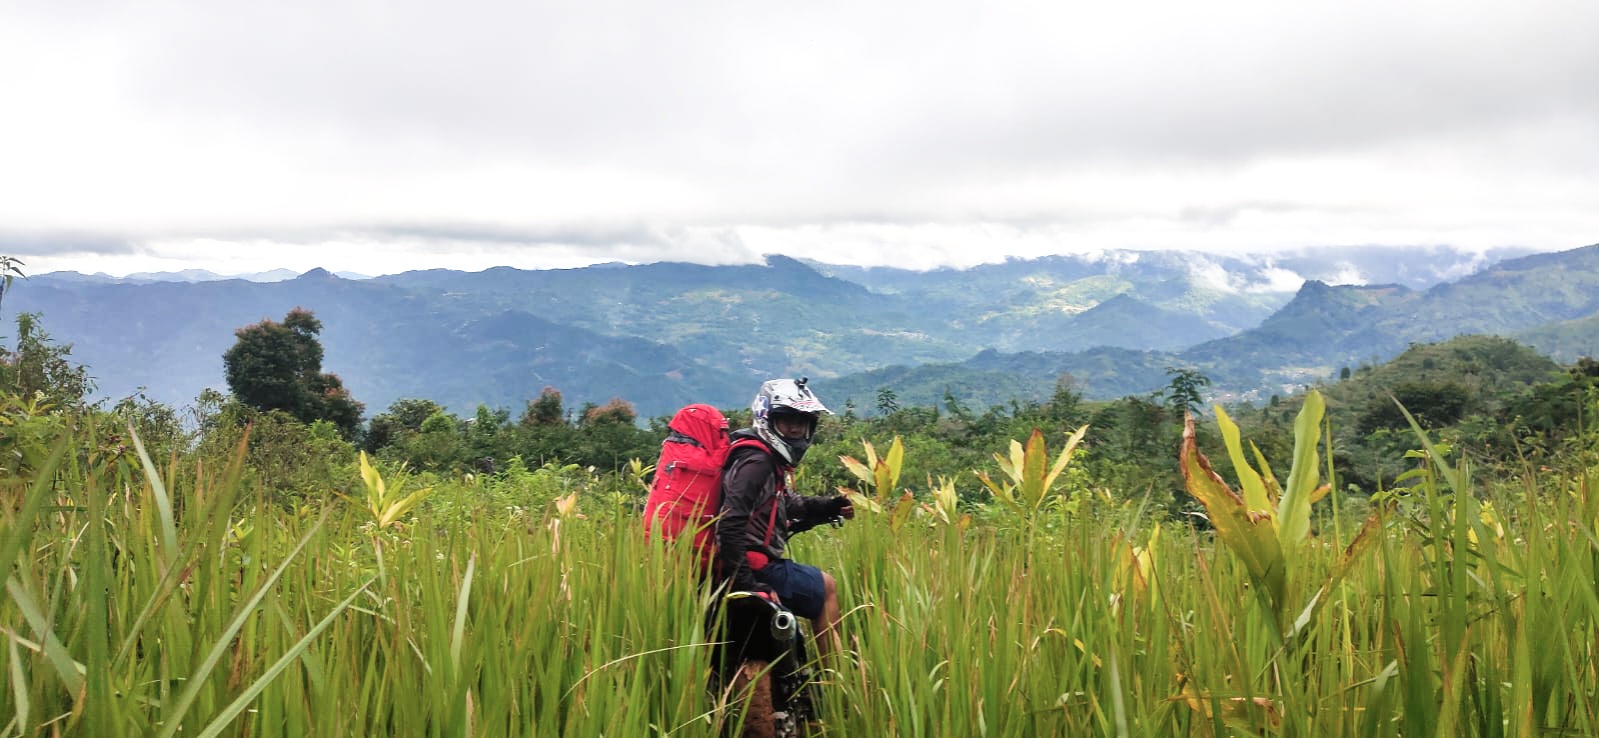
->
[[192, 581, 373, 738], [154, 512, 328, 738], [127, 425, 179, 562]]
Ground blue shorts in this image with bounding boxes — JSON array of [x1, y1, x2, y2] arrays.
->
[[757, 559, 827, 620]]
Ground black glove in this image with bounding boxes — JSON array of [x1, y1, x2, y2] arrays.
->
[[827, 495, 851, 516]]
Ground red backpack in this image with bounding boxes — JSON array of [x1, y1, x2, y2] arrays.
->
[[643, 404, 733, 571]]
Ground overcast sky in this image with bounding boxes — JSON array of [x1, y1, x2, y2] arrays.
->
[[2, 0, 1596, 277]]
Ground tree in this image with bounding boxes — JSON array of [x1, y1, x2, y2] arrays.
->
[[365, 398, 446, 452], [223, 308, 363, 438], [1, 312, 94, 408], [875, 387, 900, 415], [1161, 366, 1212, 418], [521, 386, 566, 427], [1044, 374, 1086, 427], [581, 398, 637, 427]]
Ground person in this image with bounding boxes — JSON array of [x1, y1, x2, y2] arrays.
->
[[716, 377, 854, 658]]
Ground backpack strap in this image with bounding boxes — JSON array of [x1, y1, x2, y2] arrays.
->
[[727, 438, 789, 549]]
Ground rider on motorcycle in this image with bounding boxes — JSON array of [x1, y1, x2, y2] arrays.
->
[[716, 378, 854, 658]]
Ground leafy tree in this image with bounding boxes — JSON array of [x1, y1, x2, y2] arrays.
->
[[1, 312, 94, 409], [1160, 366, 1211, 418], [875, 387, 900, 415], [522, 386, 566, 426], [581, 398, 637, 427], [403, 410, 466, 470], [1044, 374, 1087, 427], [223, 308, 363, 438], [366, 398, 446, 452]]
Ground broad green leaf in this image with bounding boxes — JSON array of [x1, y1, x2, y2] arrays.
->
[[1214, 407, 1271, 515], [1276, 389, 1325, 549], [1180, 416, 1286, 613]]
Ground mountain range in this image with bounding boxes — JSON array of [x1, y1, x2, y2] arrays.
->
[[10, 243, 1595, 420]]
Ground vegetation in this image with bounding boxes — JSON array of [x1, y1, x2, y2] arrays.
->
[[5, 371, 1599, 735], [8, 297, 1599, 734], [223, 308, 364, 439]]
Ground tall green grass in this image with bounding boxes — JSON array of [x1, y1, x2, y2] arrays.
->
[[3, 424, 1599, 736]]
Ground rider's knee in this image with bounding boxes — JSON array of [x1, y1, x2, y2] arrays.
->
[[822, 571, 837, 598]]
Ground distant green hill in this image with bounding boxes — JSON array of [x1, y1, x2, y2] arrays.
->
[[1516, 313, 1599, 362]]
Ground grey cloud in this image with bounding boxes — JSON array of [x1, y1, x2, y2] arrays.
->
[[4, 1, 1596, 266], [0, 231, 138, 258], [99, 2, 1599, 177], [358, 223, 667, 248]]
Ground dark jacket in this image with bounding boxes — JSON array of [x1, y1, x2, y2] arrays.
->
[[716, 428, 841, 592]]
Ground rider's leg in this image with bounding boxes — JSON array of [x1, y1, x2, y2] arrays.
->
[[813, 571, 843, 661], [760, 560, 842, 660]]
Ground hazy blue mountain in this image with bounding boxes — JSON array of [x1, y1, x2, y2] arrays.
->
[[8, 268, 744, 416], [1055, 294, 1231, 351], [822, 345, 1177, 412], [34, 271, 120, 284], [123, 269, 230, 282], [7, 243, 1587, 420]]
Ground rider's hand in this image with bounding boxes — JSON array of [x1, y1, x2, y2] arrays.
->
[[828, 495, 855, 520]]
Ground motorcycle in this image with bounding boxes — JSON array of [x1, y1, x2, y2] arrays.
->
[[706, 590, 821, 738]]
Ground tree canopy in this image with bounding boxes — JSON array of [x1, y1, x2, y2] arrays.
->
[[223, 308, 363, 438]]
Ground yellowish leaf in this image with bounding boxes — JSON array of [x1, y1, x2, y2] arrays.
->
[[554, 491, 579, 518], [838, 455, 874, 486], [841, 488, 882, 514], [888, 490, 916, 533]]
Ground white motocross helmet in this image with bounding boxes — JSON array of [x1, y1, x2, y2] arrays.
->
[[751, 377, 831, 465]]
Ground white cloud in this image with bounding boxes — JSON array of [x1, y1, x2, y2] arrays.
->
[[2, 0, 1596, 276], [1324, 264, 1367, 287]]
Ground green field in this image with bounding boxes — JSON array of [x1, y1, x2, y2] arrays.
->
[[4, 395, 1599, 737]]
